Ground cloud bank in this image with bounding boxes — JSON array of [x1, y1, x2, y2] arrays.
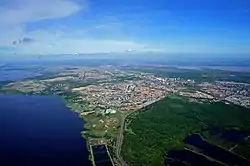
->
[[0, 0, 154, 55], [0, 0, 81, 25]]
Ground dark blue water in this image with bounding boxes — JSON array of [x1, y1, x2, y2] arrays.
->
[[0, 94, 90, 166], [92, 145, 113, 166], [210, 128, 250, 143], [165, 149, 224, 166], [0, 70, 41, 81], [184, 134, 250, 166]]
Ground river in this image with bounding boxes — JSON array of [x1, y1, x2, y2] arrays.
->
[[0, 94, 90, 166]]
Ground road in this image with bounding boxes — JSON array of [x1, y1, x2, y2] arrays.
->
[[114, 98, 250, 166], [115, 112, 133, 166], [115, 100, 160, 166]]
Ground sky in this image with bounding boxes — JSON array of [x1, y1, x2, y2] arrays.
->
[[0, 0, 249, 55]]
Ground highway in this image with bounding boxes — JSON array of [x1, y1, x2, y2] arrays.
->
[[116, 114, 129, 166], [115, 100, 160, 166], [115, 112, 132, 166]]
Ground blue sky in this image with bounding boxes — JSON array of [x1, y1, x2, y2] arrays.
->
[[0, 0, 249, 55]]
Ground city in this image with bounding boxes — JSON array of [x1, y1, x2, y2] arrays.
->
[[3, 66, 250, 109], [1, 65, 250, 165]]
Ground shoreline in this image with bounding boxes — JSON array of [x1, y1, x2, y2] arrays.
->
[[62, 96, 121, 165], [61, 97, 94, 163], [0, 93, 91, 165], [0, 91, 119, 165]]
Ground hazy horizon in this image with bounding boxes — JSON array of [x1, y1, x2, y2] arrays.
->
[[1, 53, 250, 69], [0, 0, 250, 56]]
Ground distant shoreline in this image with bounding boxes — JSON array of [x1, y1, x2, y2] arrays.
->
[[173, 65, 250, 73]]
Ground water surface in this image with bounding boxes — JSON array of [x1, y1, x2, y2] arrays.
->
[[0, 70, 41, 81], [184, 134, 250, 166], [0, 94, 90, 166], [92, 145, 113, 166]]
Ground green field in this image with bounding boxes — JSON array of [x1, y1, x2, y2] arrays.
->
[[121, 96, 250, 166]]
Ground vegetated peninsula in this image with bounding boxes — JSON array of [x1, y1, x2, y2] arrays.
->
[[1, 65, 250, 166]]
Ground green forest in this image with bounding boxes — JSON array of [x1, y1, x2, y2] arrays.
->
[[121, 96, 250, 166]]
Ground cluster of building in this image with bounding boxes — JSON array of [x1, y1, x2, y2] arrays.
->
[[71, 68, 200, 111], [179, 91, 214, 99], [199, 81, 250, 107], [4, 80, 47, 93], [4, 66, 250, 109], [73, 81, 166, 111]]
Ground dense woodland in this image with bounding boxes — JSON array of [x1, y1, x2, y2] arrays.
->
[[121, 96, 250, 166]]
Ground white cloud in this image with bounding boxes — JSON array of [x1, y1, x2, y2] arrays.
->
[[17, 39, 147, 54], [0, 0, 82, 26], [0, 0, 158, 54], [0, 26, 24, 46], [0, 0, 83, 47], [13, 30, 148, 54]]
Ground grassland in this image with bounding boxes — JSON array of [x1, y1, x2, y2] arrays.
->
[[121, 95, 250, 166]]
